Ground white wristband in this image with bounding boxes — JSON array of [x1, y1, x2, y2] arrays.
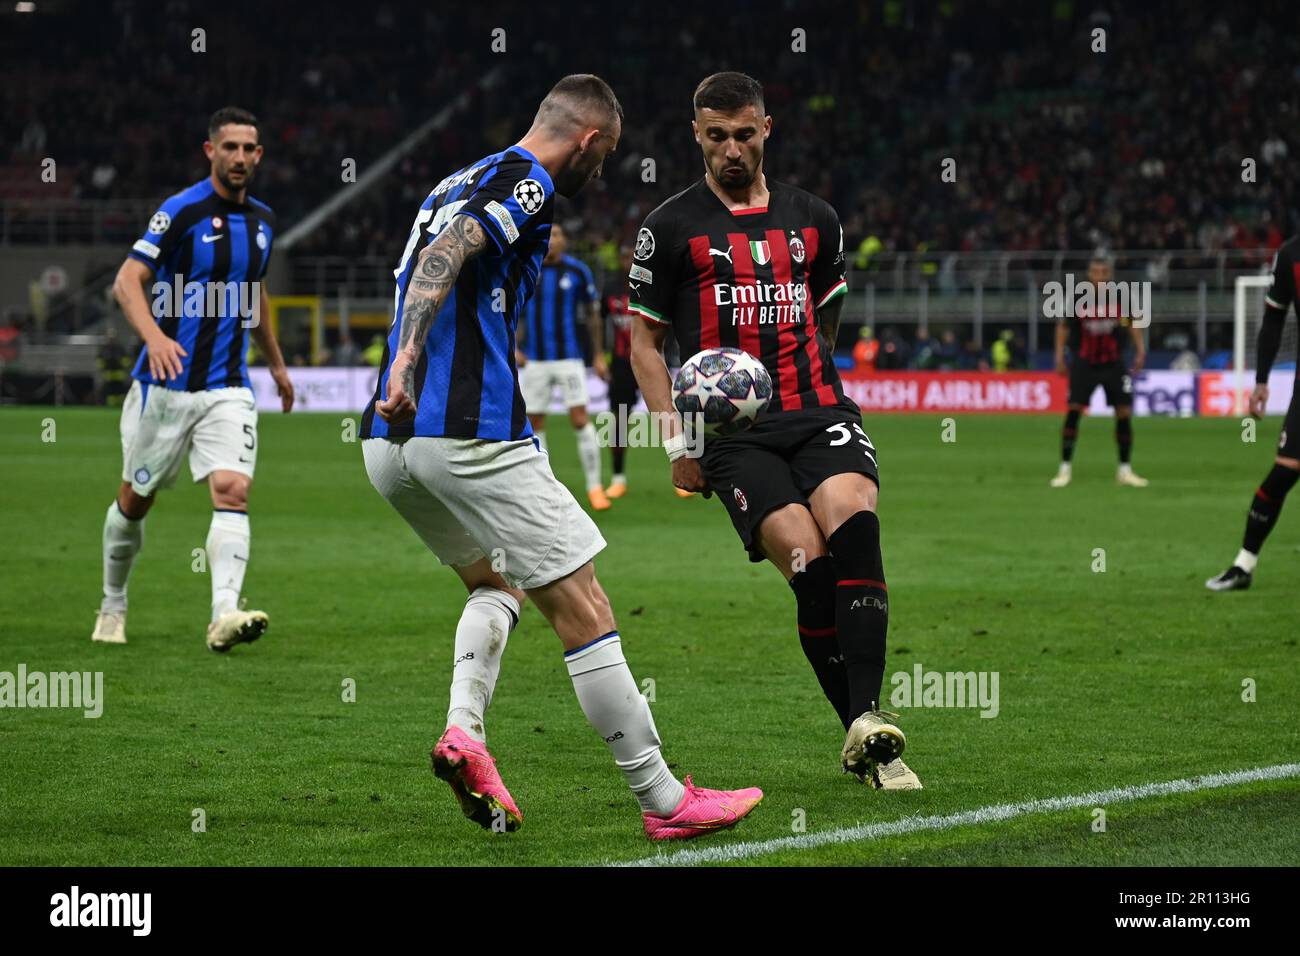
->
[[663, 433, 688, 462]]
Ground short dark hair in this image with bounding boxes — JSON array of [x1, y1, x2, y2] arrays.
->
[[693, 72, 764, 115], [535, 75, 622, 134], [208, 107, 259, 142]]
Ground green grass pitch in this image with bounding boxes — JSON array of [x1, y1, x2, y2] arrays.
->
[[1, 406, 1297, 866]]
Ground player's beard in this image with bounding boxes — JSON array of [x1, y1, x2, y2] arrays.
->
[[217, 163, 254, 194], [714, 153, 759, 189], [554, 157, 597, 198]]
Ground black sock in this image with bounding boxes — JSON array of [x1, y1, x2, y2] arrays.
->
[[827, 511, 888, 723], [1062, 409, 1081, 462], [1116, 415, 1133, 464], [1243, 464, 1300, 555], [611, 444, 626, 475], [789, 557, 851, 729]]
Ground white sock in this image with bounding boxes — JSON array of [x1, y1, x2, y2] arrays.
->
[[102, 502, 144, 612], [1058, 462, 1072, 474], [564, 633, 685, 815], [447, 587, 520, 743], [207, 511, 250, 619], [1234, 548, 1258, 573], [535, 429, 548, 453], [1118, 463, 1133, 476], [576, 422, 602, 491], [611, 472, 627, 486]]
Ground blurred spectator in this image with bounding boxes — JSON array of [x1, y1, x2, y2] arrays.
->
[[852, 326, 878, 371], [95, 326, 131, 406], [363, 335, 385, 367], [333, 332, 360, 367], [876, 328, 911, 370]]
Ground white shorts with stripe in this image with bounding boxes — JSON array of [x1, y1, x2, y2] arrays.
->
[[362, 435, 605, 589], [119, 380, 258, 496], [520, 358, 588, 414]]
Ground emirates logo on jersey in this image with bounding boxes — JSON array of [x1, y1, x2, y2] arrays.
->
[[789, 236, 806, 264]]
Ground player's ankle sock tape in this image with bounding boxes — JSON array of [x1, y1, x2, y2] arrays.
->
[[447, 587, 520, 742], [1244, 464, 1300, 553], [828, 512, 888, 719], [1116, 416, 1133, 463], [564, 633, 683, 814], [790, 557, 852, 728]]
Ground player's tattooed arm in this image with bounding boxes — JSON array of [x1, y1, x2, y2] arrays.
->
[[377, 215, 490, 423], [817, 294, 844, 350], [397, 215, 489, 356]]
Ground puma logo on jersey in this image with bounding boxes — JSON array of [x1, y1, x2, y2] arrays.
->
[[709, 245, 733, 264]]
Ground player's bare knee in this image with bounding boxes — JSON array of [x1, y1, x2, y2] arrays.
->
[[116, 482, 154, 519], [569, 406, 589, 428], [1275, 456, 1300, 472], [455, 559, 522, 604], [810, 472, 878, 534], [209, 472, 250, 511]]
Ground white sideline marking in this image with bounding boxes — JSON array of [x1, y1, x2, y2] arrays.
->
[[610, 762, 1300, 867]]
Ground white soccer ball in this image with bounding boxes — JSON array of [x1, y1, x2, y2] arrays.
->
[[672, 347, 773, 437]]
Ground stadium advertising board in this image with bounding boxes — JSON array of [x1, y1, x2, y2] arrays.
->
[[838, 371, 1067, 414]]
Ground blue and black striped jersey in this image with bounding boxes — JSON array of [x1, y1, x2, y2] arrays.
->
[[520, 254, 598, 362], [128, 178, 275, 391], [362, 146, 554, 442]]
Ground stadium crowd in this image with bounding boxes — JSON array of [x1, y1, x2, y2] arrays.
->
[[2, 0, 1296, 324]]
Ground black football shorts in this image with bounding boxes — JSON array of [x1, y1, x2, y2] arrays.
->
[[1069, 361, 1133, 407], [700, 404, 880, 563]]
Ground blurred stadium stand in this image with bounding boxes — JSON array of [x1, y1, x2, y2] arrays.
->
[[1, 0, 1297, 400]]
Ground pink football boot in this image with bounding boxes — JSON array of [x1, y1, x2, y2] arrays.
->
[[642, 775, 763, 840], [431, 726, 523, 832]]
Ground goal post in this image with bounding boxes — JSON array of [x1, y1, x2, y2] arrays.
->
[[1233, 275, 1275, 416]]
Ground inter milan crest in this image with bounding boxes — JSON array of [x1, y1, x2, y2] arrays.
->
[[789, 235, 806, 264], [513, 179, 545, 215]]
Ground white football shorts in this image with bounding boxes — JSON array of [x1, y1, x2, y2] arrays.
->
[[520, 358, 589, 413], [362, 434, 605, 589], [119, 380, 258, 496]]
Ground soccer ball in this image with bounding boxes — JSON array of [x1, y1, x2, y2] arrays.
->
[[672, 347, 773, 437]]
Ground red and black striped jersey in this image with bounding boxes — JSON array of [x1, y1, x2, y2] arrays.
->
[[628, 178, 853, 414], [1069, 301, 1129, 365], [602, 277, 633, 361]]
